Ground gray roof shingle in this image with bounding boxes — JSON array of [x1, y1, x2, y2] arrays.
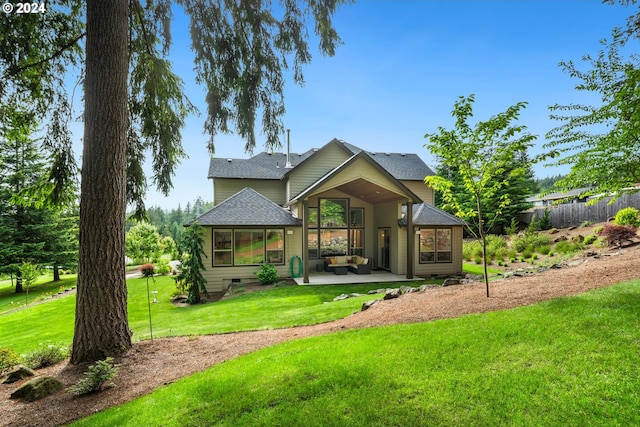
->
[[399, 203, 466, 226], [194, 187, 302, 226], [208, 139, 434, 181]]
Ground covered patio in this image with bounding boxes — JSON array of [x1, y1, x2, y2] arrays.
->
[[292, 270, 426, 285]]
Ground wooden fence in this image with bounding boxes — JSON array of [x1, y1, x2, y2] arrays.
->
[[520, 193, 640, 229]]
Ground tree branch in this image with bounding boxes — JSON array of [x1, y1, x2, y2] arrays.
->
[[5, 32, 86, 79]]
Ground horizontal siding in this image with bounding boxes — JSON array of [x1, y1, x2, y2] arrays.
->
[[201, 226, 303, 293], [288, 144, 351, 198], [402, 180, 434, 205], [214, 178, 286, 206]]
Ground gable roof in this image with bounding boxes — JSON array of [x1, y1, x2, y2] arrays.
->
[[194, 187, 302, 226], [287, 151, 423, 205], [208, 138, 435, 181], [399, 203, 466, 227]]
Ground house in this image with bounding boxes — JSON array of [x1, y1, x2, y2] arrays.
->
[[526, 187, 594, 208], [194, 138, 465, 293]]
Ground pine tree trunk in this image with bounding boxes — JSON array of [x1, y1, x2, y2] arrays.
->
[[53, 265, 60, 282], [14, 271, 23, 294], [71, 0, 131, 364]]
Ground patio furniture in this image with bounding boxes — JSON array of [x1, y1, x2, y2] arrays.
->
[[323, 255, 371, 275]]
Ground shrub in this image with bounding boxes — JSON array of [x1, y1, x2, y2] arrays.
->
[[67, 357, 119, 396], [555, 240, 584, 254], [614, 207, 640, 227], [139, 263, 155, 277], [594, 226, 604, 235], [0, 347, 21, 373], [598, 224, 637, 248], [505, 217, 519, 235], [474, 255, 482, 264], [256, 263, 278, 285], [23, 342, 69, 369], [584, 234, 597, 245], [513, 233, 552, 253], [536, 244, 551, 255], [522, 247, 533, 260], [155, 260, 171, 275], [580, 220, 593, 227], [537, 209, 552, 230]]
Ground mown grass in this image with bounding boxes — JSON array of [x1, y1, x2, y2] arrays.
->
[[0, 275, 77, 314], [0, 276, 421, 353], [72, 279, 640, 426]]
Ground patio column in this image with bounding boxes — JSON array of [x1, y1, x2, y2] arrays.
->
[[302, 198, 309, 283], [406, 200, 414, 279]]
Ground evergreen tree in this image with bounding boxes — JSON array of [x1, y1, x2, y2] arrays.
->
[[0, 110, 77, 290]]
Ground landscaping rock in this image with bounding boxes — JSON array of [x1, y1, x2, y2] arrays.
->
[[368, 288, 387, 295], [361, 300, 379, 311], [554, 235, 568, 243], [399, 285, 417, 294], [418, 284, 437, 292], [10, 376, 63, 402], [333, 293, 364, 301], [442, 278, 462, 287], [2, 365, 35, 384], [383, 288, 401, 300]]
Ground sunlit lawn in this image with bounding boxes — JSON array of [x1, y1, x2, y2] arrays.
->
[[1, 275, 437, 353], [0, 274, 77, 314], [72, 279, 640, 426]]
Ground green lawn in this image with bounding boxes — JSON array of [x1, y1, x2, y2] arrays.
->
[[0, 274, 77, 314], [0, 276, 421, 353], [72, 279, 640, 426]]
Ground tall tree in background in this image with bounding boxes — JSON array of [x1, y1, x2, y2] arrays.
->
[[3, 0, 348, 363], [0, 109, 77, 290], [425, 95, 537, 297], [545, 28, 640, 199]]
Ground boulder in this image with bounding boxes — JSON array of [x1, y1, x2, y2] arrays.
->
[[10, 376, 63, 402], [383, 288, 401, 300], [361, 300, 379, 311], [368, 288, 387, 295], [442, 278, 462, 287], [333, 293, 364, 301], [2, 365, 36, 384]]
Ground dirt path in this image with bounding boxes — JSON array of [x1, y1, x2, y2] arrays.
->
[[2, 245, 640, 427]]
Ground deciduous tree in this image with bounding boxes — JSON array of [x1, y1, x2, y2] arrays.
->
[[425, 95, 537, 297], [544, 29, 640, 200]]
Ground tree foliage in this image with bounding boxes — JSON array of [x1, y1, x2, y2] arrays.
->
[[0, 109, 78, 290], [544, 29, 640, 200], [5, 0, 349, 364], [125, 223, 162, 263], [425, 95, 537, 297], [175, 223, 208, 304]]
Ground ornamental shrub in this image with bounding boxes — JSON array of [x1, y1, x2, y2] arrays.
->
[[256, 263, 279, 285], [0, 347, 21, 373], [139, 263, 155, 277], [67, 357, 119, 396], [613, 207, 640, 227], [598, 224, 637, 248], [23, 342, 69, 369]]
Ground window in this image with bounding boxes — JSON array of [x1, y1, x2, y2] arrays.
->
[[213, 228, 286, 266], [213, 230, 232, 266], [266, 229, 285, 264], [320, 199, 347, 227], [308, 199, 364, 259], [419, 228, 452, 263], [320, 229, 348, 257], [234, 230, 264, 265]]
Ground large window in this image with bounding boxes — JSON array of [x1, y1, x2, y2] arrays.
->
[[213, 228, 285, 266], [419, 228, 452, 263], [308, 199, 364, 258]]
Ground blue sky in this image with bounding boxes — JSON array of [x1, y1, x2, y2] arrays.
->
[[126, 1, 635, 210]]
